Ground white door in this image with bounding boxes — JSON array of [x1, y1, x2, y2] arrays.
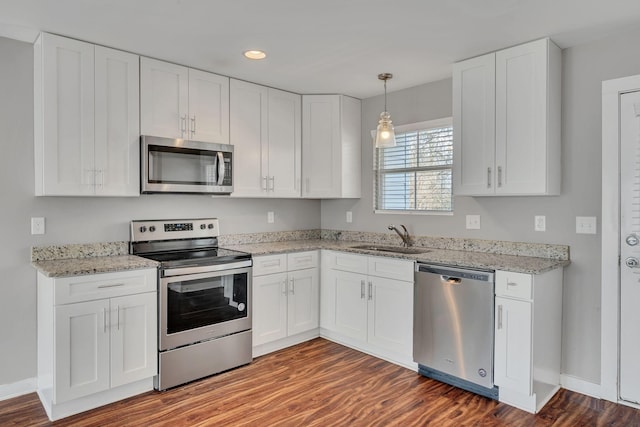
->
[[333, 270, 368, 341], [55, 300, 110, 403], [252, 272, 288, 346], [288, 268, 319, 335], [188, 69, 229, 143], [367, 277, 413, 357], [268, 88, 301, 197], [619, 90, 640, 403], [494, 296, 532, 395], [110, 293, 157, 388]]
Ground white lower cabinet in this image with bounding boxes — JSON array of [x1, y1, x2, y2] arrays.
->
[[37, 269, 157, 421], [320, 250, 414, 368], [252, 251, 319, 356], [494, 268, 563, 413]]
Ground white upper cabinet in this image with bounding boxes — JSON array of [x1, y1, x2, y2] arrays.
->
[[302, 95, 361, 198], [230, 79, 301, 198], [140, 57, 229, 144], [453, 38, 561, 196], [34, 33, 139, 196]]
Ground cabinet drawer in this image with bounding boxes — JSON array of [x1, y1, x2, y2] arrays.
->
[[367, 256, 414, 282], [287, 251, 318, 271], [495, 271, 533, 300], [326, 251, 368, 274], [54, 269, 157, 305], [253, 254, 287, 276]]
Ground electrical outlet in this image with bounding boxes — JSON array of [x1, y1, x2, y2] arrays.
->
[[267, 211, 275, 224], [576, 216, 597, 234], [466, 215, 481, 230], [346, 211, 353, 223], [31, 217, 45, 235], [534, 215, 546, 232]]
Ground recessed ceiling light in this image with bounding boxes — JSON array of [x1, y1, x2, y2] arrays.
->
[[243, 50, 266, 60]]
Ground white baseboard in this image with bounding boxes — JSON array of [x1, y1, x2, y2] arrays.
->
[[561, 374, 601, 399], [0, 377, 37, 401]]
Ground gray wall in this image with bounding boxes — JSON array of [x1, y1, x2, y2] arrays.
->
[[0, 37, 321, 386], [322, 24, 640, 384]]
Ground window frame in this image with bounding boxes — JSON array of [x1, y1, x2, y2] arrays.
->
[[372, 117, 454, 216]]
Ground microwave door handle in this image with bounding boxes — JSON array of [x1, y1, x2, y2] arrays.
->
[[217, 152, 225, 185]]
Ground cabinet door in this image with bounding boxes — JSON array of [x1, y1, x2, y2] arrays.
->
[[302, 95, 342, 197], [140, 57, 189, 139], [288, 268, 319, 335], [253, 272, 288, 346], [54, 299, 110, 403], [332, 270, 368, 341], [268, 88, 301, 197], [188, 69, 229, 144], [230, 79, 268, 197], [37, 33, 95, 196], [110, 293, 157, 388], [495, 39, 548, 195], [494, 296, 532, 394], [367, 277, 413, 357], [94, 46, 140, 196], [452, 52, 496, 196]]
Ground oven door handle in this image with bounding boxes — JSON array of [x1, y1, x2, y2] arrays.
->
[[161, 260, 252, 277]]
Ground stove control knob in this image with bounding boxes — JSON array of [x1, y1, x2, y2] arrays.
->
[[208, 223, 214, 229], [139, 226, 147, 233], [149, 226, 156, 232], [200, 224, 206, 230]]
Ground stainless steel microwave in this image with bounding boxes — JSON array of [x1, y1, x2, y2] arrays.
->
[[141, 135, 233, 194]]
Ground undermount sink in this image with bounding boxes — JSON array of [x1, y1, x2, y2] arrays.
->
[[350, 244, 431, 255]]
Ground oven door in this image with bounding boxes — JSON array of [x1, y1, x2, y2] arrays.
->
[[159, 265, 251, 351]]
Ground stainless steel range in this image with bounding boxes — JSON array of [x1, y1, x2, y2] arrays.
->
[[130, 218, 252, 390]]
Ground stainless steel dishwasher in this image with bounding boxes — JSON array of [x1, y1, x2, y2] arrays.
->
[[413, 263, 498, 399]]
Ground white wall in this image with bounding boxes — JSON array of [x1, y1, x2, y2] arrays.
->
[[0, 36, 321, 387], [323, 24, 640, 384]]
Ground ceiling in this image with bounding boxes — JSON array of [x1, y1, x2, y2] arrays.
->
[[3, 0, 640, 99]]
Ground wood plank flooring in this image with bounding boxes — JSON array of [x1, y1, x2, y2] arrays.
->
[[2, 338, 640, 426]]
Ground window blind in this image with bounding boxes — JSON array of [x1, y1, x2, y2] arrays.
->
[[374, 123, 453, 212]]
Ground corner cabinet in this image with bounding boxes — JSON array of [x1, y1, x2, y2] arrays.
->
[[230, 79, 302, 197], [37, 269, 157, 421], [34, 33, 140, 196], [302, 95, 361, 198], [140, 57, 229, 144], [453, 38, 561, 196], [494, 268, 563, 413], [320, 250, 414, 368], [252, 251, 319, 356]]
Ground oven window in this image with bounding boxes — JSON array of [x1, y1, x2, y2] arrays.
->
[[167, 272, 248, 334]]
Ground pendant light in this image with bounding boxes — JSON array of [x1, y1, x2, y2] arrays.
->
[[375, 73, 396, 148]]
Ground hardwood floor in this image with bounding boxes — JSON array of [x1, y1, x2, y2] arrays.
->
[[2, 338, 640, 426]]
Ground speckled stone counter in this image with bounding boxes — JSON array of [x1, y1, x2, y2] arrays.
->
[[31, 241, 158, 277], [223, 239, 570, 275]]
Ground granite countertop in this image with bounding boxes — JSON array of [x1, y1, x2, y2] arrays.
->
[[223, 239, 570, 274], [32, 255, 159, 278]]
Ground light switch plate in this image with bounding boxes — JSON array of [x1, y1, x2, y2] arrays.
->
[[534, 215, 546, 232], [466, 215, 481, 230], [576, 216, 597, 234], [346, 211, 353, 223], [267, 211, 275, 224], [31, 217, 45, 235]]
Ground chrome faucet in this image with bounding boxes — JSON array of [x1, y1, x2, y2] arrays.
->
[[388, 224, 412, 247]]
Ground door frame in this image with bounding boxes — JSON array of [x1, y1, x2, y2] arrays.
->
[[601, 74, 640, 404]]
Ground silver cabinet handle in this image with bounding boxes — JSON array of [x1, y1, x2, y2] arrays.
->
[[497, 305, 503, 329], [289, 277, 295, 295], [262, 176, 268, 191], [97, 283, 125, 289], [368, 281, 373, 301], [506, 281, 518, 287], [360, 280, 365, 299], [269, 176, 275, 192], [103, 308, 107, 333], [96, 170, 104, 188], [497, 166, 503, 187], [487, 167, 491, 189], [116, 306, 120, 330], [190, 115, 196, 136], [181, 115, 187, 136], [216, 152, 225, 185]]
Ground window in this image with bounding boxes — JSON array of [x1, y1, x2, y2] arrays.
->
[[374, 118, 453, 213]]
